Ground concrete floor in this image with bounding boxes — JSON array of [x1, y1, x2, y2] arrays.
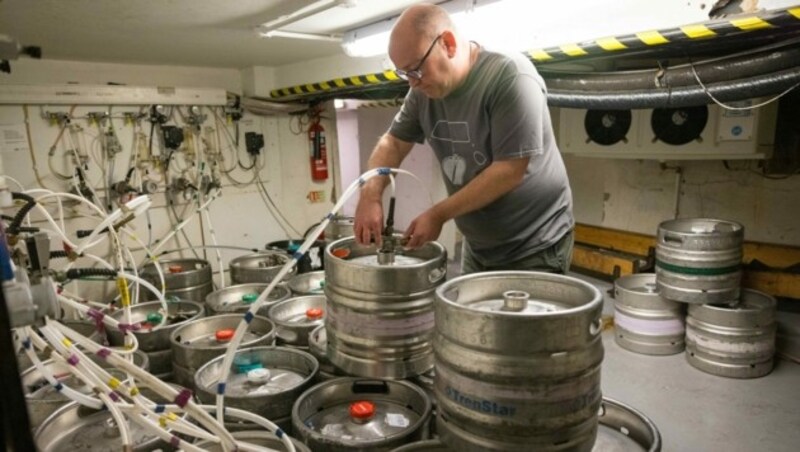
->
[[579, 272, 800, 452]]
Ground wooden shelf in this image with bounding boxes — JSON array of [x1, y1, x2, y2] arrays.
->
[[572, 223, 800, 299]]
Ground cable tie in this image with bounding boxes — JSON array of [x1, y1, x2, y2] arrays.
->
[[275, 428, 285, 438], [326, 213, 335, 220], [54, 382, 64, 392], [22, 337, 31, 349], [67, 354, 79, 366], [96, 348, 111, 359], [173, 388, 192, 408], [108, 377, 121, 389], [217, 382, 226, 395], [170, 436, 181, 448], [292, 251, 303, 261], [243, 311, 254, 324], [109, 391, 120, 402], [155, 404, 166, 413], [129, 386, 140, 397], [377, 167, 391, 176], [61, 338, 73, 348], [358, 177, 365, 186]]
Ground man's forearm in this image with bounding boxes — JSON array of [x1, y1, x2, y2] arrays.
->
[[362, 134, 412, 200], [431, 158, 528, 223]]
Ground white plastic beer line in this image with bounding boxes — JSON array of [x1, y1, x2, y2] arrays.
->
[[6, 166, 800, 452]]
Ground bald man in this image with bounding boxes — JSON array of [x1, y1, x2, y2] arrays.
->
[[353, 3, 574, 274]]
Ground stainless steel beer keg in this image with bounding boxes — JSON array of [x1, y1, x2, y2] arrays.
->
[[655, 218, 744, 304], [269, 295, 326, 347], [686, 288, 777, 378], [194, 346, 318, 430], [230, 251, 296, 284], [107, 299, 203, 379], [140, 258, 213, 302], [170, 314, 275, 388], [292, 378, 432, 451], [435, 271, 604, 452], [205, 283, 290, 316], [324, 237, 447, 379], [614, 273, 685, 355]]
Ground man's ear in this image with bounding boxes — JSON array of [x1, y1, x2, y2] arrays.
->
[[440, 30, 457, 58]]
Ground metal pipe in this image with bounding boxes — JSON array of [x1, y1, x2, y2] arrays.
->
[[547, 66, 800, 109]]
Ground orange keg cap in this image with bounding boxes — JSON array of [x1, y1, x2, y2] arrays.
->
[[306, 308, 324, 319], [332, 248, 350, 259], [215, 328, 235, 342]]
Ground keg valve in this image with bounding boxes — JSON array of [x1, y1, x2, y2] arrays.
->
[[501, 290, 530, 312], [378, 196, 400, 264]]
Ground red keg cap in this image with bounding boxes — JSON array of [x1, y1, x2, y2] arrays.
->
[[349, 401, 375, 421], [215, 328, 235, 342], [168, 265, 183, 274], [306, 308, 324, 319]]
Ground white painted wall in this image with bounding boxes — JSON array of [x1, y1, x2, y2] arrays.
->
[[0, 60, 338, 301], [341, 106, 800, 252], [566, 154, 800, 245]]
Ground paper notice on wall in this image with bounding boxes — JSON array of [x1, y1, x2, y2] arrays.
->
[[0, 123, 30, 153]]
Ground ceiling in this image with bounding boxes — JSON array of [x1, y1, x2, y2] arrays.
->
[[0, 0, 424, 68]]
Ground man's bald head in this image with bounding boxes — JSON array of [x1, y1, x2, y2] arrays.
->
[[391, 3, 453, 46], [388, 3, 474, 99]]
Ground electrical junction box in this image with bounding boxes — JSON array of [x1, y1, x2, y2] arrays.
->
[[557, 99, 777, 160]]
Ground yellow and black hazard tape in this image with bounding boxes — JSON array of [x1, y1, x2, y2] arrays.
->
[[526, 6, 800, 62], [356, 99, 405, 109], [270, 70, 403, 100], [269, 6, 800, 102]]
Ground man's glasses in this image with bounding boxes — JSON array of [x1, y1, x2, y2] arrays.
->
[[395, 34, 442, 81]]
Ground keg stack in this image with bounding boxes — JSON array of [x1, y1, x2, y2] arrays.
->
[[649, 218, 778, 379]]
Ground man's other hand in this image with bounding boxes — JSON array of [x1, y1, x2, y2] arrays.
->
[[404, 208, 444, 248], [354, 197, 384, 246]]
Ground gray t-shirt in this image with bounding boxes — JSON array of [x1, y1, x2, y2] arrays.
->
[[389, 47, 573, 266]]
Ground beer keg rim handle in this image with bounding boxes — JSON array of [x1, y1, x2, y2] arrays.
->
[[352, 379, 391, 394]]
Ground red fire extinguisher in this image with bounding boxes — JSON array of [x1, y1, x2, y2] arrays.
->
[[308, 120, 328, 181]]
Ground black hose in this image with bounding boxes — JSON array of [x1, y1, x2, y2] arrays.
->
[[76, 228, 109, 238], [7, 192, 36, 234], [303, 222, 321, 239], [547, 65, 800, 109], [65, 268, 118, 279], [541, 46, 800, 92]]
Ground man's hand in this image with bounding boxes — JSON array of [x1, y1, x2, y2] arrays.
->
[[404, 207, 445, 248], [354, 197, 384, 246]]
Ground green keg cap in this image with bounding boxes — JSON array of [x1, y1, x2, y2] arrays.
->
[[242, 293, 258, 304], [146, 312, 163, 324]]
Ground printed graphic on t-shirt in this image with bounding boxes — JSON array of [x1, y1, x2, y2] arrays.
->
[[431, 120, 470, 143], [442, 154, 466, 185], [431, 120, 479, 186]]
